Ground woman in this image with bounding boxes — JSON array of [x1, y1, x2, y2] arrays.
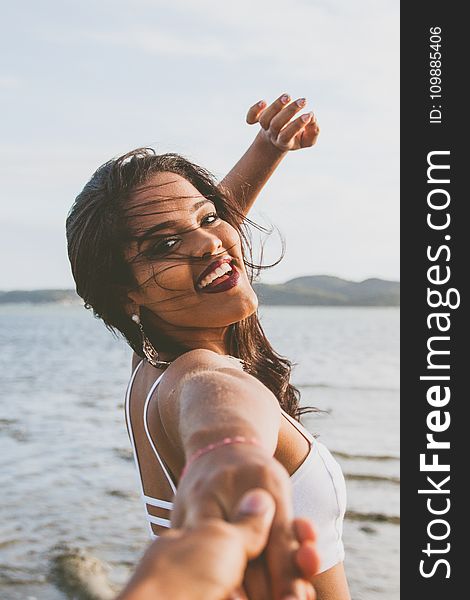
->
[[67, 93, 350, 600]]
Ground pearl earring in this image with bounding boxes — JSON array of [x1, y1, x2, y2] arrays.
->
[[131, 314, 170, 369]]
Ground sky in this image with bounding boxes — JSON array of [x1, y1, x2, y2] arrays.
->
[[0, 0, 399, 290]]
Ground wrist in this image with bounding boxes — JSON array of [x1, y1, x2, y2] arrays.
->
[[182, 435, 264, 479], [253, 129, 288, 159], [185, 426, 266, 456], [117, 544, 188, 600], [117, 569, 168, 600], [182, 439, 273, 482]]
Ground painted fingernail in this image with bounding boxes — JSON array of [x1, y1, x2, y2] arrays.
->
[[301, 112, 313, 123], [296, 98, 306, 107], [280, 94, 290, 104], [237, 490, 270, 515]]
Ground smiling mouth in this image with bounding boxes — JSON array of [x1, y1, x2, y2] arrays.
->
[[196, 257, 240, 294]]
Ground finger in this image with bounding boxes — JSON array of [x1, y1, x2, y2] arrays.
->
[[266, 504, 318, 600], [259, 93, 291, 130], [243, 557, 273, 600], [293, 518, 316, 544], [300, 119, 320, 148], [293, 518, 319, 578], [282, 579, 316, 600], [264, 489, 303, 600], [266, 528, 298, 600], [295, 541, 320, 579], [232, 488, 276, 559], [277, 112, 314, 147], [269, 98, 307, 138], [246, 100, 267, 125], [180, 495, 226, 528]]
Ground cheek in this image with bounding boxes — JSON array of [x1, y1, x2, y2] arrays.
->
[[149, 261, 194, 298], [136, 261, 195, 299], [219, 221, 243, 254]]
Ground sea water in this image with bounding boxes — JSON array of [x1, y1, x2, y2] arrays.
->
[[0, 304, 399, 599]]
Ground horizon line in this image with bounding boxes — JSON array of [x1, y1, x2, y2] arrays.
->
[[0, 273, 401, 293]]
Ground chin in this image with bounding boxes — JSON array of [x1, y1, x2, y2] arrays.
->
[[230, 288, 259, 322], [202, 287, 258, 327]]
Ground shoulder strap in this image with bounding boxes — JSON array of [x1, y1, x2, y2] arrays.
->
[[280, 408, 314, 445], [143, 373, 177, 494], [124, 360, 147, 496], [125, 359, 144, 438]]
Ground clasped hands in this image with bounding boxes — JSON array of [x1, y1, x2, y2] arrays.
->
[[169, 444, 318, 600], [117, 446, 318, 600]]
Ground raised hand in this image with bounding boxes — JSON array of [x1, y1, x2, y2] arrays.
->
[[246, 93, 320, 152]]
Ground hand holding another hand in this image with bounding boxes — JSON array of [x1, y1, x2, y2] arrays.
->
[[171, 444, 318, 600], [118, 487, 318, 600]]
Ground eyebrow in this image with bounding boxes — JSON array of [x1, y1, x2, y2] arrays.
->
[[134, 199, 214, 246]]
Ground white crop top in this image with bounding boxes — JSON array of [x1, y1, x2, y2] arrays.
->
[[125, 359, 346, 573]]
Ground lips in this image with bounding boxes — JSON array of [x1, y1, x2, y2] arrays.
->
[[196, 256, 233, 287], [201, 267, 239, 293]]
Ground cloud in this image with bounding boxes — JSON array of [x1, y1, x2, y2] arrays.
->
[[1, 0, 399, 287], [0, 75, 22, 89]]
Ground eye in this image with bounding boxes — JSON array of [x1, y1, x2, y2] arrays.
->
[[142, 211, 219, 259], [145, 237, 180, 257], [201, 212, 219, 226]]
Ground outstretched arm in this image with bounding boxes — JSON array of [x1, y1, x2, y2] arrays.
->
[[220, 93, 320, 215], [155, 349, 314, 600]]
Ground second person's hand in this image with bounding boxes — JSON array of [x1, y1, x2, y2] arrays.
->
[[171, 443, 317, 600], [117, 488, 318, 600]]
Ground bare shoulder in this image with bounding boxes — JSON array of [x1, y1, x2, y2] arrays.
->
[[157, 349, 271, 423], [158, 349, 245, 396], [152, 350, 246, 448], [170, 348, 243, 371], [155, 349, 281, 455]]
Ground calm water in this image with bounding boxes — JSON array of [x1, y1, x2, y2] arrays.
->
[[0, 304, 399, 599]]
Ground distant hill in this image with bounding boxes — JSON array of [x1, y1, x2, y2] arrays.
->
[[0, 289, 81, 304], [0, 276, 399, 306], [254, 275, 399, 306]]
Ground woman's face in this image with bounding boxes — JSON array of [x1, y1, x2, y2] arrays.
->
[[125, 172, 258, 339]]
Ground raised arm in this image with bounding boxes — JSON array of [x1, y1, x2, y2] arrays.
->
[[220, 93, 320, 215], [156, 349, 315, 600]]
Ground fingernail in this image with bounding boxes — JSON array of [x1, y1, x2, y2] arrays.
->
[[301, 113, 312, 123], [258, 100, 266, 107], [280, 94, 290, 104], [296, 98, 306, 107], [237, 490, 269, 515]]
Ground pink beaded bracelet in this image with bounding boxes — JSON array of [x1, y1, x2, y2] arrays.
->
[[180, 436, 263, 480]]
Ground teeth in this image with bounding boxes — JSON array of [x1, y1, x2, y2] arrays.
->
[[198, 261, 233, 289]]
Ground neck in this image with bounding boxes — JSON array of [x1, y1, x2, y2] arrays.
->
[[146, 318, 231, 360]]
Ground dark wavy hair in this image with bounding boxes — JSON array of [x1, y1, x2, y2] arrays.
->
[[66, 147, 306, 419]]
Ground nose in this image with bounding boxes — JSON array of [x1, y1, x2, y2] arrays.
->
[[192, 228, 224, 259]]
